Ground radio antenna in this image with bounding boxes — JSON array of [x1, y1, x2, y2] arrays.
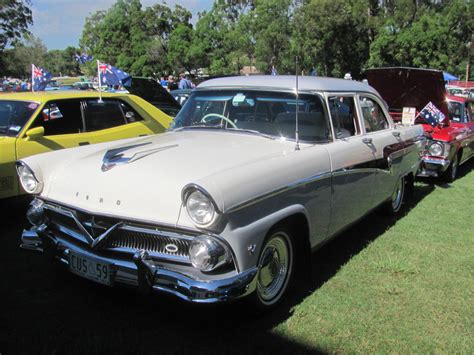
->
[[295, 56, 300, 151]]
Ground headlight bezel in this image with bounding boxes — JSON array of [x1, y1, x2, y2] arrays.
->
[[15, 161, 43, 194], [428, 141, 444, 157], [182, 184, 220, 227]]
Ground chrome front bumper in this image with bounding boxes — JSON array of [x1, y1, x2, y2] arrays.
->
[[417, 156, 450, 177], [21, 227, 258, 303]]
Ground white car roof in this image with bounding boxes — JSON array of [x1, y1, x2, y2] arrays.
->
[[197, 75, 379, 95]]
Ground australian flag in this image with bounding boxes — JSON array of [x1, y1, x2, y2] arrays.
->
[[98, 62, 131, 87], [32, 64, 53, 91], [74, 53, 93, 64], [418, 102, 446, 126]]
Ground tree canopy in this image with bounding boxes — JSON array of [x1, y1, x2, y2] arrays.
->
[[1, 0, 473, 80]]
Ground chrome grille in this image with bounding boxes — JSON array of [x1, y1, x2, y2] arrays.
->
[[43, 203, 193, 263], [107, 227, 191, 258]]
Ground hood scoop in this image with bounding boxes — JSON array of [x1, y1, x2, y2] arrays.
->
[[101, 142, 179, 172]]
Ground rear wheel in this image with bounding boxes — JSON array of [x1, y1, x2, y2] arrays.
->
[[443, 152, 459, 183], [250, 227, 294, 310], [383, 175, 406, 215]]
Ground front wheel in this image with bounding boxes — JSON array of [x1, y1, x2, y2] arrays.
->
[[250, 227, 294, 310], [443, 152, 459, 183]]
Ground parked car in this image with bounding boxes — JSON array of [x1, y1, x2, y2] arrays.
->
[[19, 76, 424, 309], [365, 67, 474, 182], [170, 88, 193, 105], [0, 91, 173, 199]]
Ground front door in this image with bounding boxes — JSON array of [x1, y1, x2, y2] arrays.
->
[[16, 99, 88, 161]]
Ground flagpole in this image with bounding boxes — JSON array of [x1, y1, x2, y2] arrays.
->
[[31, 64, 34, 92], [97, 60, 103, 102]]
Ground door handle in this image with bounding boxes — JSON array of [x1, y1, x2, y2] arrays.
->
[[392, 131, 401, 138], [79, 142, 90, 146], [362, 138, 373, 145]]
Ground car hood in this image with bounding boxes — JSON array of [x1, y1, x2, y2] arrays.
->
[[40, 130, 297, 225], [364, 67, 449, 121]]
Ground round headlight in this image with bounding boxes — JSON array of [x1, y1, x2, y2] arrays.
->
[[429, 142, 444, 156], [185, 189, 216, 225], [17, 163, 41, 194], [189, 237, 229, 271]]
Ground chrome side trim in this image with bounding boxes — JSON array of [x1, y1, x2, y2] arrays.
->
[[225, 171, 332, 213]]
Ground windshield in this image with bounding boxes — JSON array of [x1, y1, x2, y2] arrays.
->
[[447, 101, 466, 123], [0, 101, 39, 136], [171, 90, 331, 143]]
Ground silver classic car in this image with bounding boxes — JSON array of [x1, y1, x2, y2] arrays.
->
[[19, 76, 425, 309]]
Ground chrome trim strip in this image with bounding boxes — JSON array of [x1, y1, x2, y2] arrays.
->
[[42, 197, 201, 234], [225, 171, 332, 213]]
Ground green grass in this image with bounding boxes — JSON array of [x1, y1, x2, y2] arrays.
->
[[274, 166, 474, 353]]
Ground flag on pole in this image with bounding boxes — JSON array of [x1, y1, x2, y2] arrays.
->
[[98, 62, 131, 87], [74, 53, 93, 64], [32, 64, 53, 91], [418, 102, 446, 126]]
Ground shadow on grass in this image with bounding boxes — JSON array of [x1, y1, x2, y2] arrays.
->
[[1, 163, 470, 354]]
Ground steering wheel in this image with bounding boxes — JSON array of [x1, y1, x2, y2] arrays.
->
[[200, 113, 237, 129]]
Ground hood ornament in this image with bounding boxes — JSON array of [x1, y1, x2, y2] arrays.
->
[[101, 143, 178, 172]]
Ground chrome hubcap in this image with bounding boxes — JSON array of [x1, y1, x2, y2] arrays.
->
[[257, 234, 290, 302], [391, 178, 404, 211]]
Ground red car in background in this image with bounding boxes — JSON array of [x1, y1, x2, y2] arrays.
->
[[365, 67, 474, 182]]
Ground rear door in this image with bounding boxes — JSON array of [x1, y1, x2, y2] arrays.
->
[[357, 94, 400, 206], [82, 98, 154, 144], [325, 94, 376, 236]]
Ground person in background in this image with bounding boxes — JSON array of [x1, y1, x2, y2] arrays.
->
[[160, 76, 168, 88], [178, 73, 194, 90], [167, 75, 178, 91]]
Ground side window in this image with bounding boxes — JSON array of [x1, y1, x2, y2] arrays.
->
[[328, 96, 359, 138], [30, 99, 83, 136], [359, 96, 389, 133], [118, 100, 144, 124], [84, 99, 127, 132]]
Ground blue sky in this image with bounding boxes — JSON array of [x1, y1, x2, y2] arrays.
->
[[30, 0, 214, 50]]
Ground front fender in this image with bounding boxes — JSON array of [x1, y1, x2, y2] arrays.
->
[[222, 204, 310, 272]]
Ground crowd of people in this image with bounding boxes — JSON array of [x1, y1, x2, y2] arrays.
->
[[159, 73, 195, 91]]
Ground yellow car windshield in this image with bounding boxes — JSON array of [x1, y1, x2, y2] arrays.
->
[[0, 100, 39, 137]]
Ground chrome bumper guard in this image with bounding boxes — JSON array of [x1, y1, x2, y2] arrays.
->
[[21, 227, 258, 303], [417, 156, 450, 177]]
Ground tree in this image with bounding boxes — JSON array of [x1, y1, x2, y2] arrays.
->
[[368, 0, 473, 78], [292, 0, 370, 78], [2, 35, 47, 78], [0, 0, 32, 51], [0, 0, 33, 73]]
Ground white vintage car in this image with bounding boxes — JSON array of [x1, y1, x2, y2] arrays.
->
[[19, 76, 425, 309]]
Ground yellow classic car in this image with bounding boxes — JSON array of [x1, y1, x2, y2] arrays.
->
[[0, 91, 173, 199]]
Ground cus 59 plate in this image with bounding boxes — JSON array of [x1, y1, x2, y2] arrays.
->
[[69, 251, 113, 286]]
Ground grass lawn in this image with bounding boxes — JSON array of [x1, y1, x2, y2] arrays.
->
[[274, 163, 474, 353]]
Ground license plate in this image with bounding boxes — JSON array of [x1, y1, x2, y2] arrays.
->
[[69, 251, 112, 286]]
